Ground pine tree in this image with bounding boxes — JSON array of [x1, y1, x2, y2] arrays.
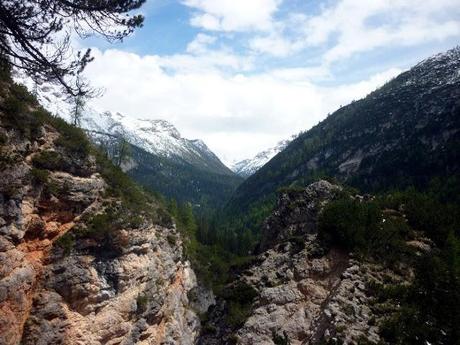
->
[[70, 94, 85, 127], [0, 0, 145, 96], [167, 199, 179, 219], [115, 136, 132, 168]]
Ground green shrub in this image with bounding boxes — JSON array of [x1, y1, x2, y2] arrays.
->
[[3, 94, 26, 118], [30, 168, 49, 184], [377, 233, 460, 344], [367, 316, 376, 326], [1, 84, 44, 140], [318, 196, 412, 264], [44, 180, 60, 196], [95, 151, 151, 208], [222, 281, 258, 305], [53, 120, 90, 157], [228, 334, 239, 345], [10, 82, 38, 106], [55, 232, 75, 256], [377, 188, 460, 246], [0, 151, 19, 170], [202, 324, 217, 335], [272, 330, 290, 345], [0, 132, 7, 145], [136, 294, 149, 314], [318, 197, 380, 251], [227, 302, 250, 328], [404, 193, 460, 246], [368, 217, 411, 265], [77, 204, 149, 243], [32, 150, 64, 171], [288, 235, 306, 253], [222, 281, 258, 328], [1, 82, 89, 155], [335, 325, 346, 333], [167, 234, 177, 246], [81, 212, 117, 239], [343, 304, 355, 316], [156, 207, 173, 228]]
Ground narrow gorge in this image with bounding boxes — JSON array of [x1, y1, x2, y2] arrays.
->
[[0, 15, 459, 345]]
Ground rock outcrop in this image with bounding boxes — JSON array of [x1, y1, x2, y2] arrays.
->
[[0, 84, 204, 344], [200, 181, 411, 345], [257, 180, 342, 252]]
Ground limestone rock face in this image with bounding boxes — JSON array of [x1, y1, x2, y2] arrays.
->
[[200, 181, 410, 345], [0, 113, 202, 344], [257, 180, 342, 252]]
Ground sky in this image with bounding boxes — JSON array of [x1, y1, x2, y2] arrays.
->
[[79, 0, 460, 165]]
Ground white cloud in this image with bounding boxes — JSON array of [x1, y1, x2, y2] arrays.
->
[[83, 48, 400, 163], [316, 0, 460, 63], [270, 66, 331, 81], [186, 33, 217, 54], [249, 0, 460, 61], [249, 31, 303, 57], [182, 0, 282, 32], [158, 48, 254, 74], [150, 34, 254, 74], [248, 13, 308, 57], [321, 68, 402, 110], [73, 1, 460, 164]]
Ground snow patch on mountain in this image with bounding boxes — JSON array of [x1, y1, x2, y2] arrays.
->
[[232, 136, 296, 177], [14, 74, 232, 175]]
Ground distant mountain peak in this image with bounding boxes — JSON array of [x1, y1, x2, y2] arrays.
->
[[189, 139, 207, 150], [134, 119, 182, 139], [12, 74, 233, 176], [82, 112, 233, 174], [232, 135, 297, 178]]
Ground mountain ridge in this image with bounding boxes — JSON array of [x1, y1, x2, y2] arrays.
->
[[81, 109, 234, 176], [231, 136, 295, 177], [14, 73, 233, 176], [219, 46, 460, 251], [14, 75, 242, 208]]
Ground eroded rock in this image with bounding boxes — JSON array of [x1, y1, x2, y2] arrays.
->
[[0, 116, 203, 345]]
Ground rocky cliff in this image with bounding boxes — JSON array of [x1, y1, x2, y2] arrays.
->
[[0, 77, 209, 344], [200, 181, 421, 345]]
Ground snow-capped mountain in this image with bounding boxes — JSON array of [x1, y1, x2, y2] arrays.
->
[[14, 73, 233, 176], [232, 136, 296, 178], [82, 110, 233, 175], [14, 74, 243, 206]]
